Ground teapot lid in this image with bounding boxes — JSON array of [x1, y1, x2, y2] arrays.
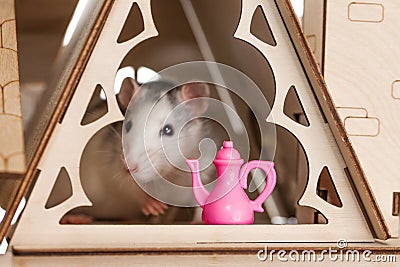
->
[[215, 141, 241, 160]]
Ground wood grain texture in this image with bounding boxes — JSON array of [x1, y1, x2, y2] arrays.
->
[[8, 0, 380, 252], [303, 0, 399, 239], [8, 238, 400, 265], [279, 0, 391, 240], [302, 0, 325, 69], [0, 0, 26, 178], [5, 250, 400, 267], [0, 0, 112, 245]]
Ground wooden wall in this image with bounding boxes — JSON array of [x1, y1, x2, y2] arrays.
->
[[303, 0, 400, 238], [0, 0, 25, 179]]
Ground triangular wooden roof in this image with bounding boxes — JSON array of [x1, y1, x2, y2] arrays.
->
[[0, 0, 389, 252]]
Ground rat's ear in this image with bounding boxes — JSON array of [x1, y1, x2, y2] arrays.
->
[[180, 82, 210, 115], [118, 77, 139, 109]]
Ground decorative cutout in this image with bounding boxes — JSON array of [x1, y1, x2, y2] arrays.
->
[[272, 125, 310, 221], [9, 0, 375, 252], [80, 85, 108, 126], [273, 125, 326, 225], [305, 0, 397, 237], [313, 210, 328, 224], [283, 86, 310, 127], [337, 106, 368, 119], [344, 116, 380, 137], [121, 0, 277, 108], [348, 2, 384, 23], [45, 167, 72, 209], [295, 205, 328, 224], [316, 167, 343, 208], [337, 107, 380, 137], [391, 80, 400, 100], [63, 122, 149, 224], [117, 3, 144, 43], [393, 192, 400, 216], [250, 5, 277, 46], [236, 1, 371, 240]]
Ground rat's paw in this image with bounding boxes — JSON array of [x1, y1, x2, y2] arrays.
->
[[60, 214, 93, 224], [142, 196, 168, 216]]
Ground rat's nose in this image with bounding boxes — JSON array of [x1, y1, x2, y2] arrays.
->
[[129, 163, 139, 173]]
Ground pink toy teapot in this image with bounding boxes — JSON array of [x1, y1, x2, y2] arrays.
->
[[186, 141, 276, 224]]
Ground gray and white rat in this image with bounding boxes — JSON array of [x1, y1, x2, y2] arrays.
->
[[122, 78, 222, 210], [51, 76, 224, 223]]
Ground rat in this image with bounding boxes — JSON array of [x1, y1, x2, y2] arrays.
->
[[122, 78, 222, 212], [52, 76, 224, 224]]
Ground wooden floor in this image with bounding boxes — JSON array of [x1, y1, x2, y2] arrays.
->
[[3, 239, 400, 266], [1, 251, 399, 266]]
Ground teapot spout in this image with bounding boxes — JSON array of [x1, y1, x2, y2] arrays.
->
[[186, 159, 209, 207]]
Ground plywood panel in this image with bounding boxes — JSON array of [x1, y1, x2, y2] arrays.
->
[[303, 0, 400, 238], [9, 0, 377, 253], [0, 0, 26, 178], [348, 2, 384, 23], [303, 0, 325, 67]]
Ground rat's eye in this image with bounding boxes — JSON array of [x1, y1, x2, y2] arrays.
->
[[125, 120, 132, 133], [160, 124, 174, 136]]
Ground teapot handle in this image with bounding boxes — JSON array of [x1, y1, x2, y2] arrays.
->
[[239, 160, 277, 212]]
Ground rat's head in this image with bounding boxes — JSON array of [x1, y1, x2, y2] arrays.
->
[[121, 77, 210, 184]]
